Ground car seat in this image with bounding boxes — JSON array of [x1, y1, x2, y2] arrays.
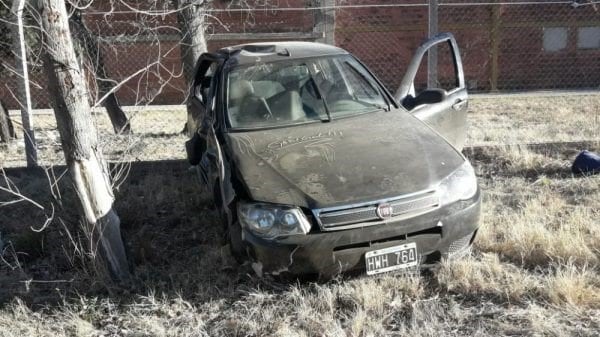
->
[[269, 90, 305, 121], [229, 79, 272, 125]]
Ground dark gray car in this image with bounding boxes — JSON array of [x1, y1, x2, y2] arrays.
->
[[185, 33, 481, 277]]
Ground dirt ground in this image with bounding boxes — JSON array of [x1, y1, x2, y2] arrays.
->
[[0, 94, 599, 336]]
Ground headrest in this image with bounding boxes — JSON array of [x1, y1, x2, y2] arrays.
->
[[229, 80, 254, 101]]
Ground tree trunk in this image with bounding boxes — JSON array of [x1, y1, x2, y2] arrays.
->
[[175, 0, 207, 133], [69, 9, 132, 135], [0, 99, 16, 143], [176, 0, 208, 84], [40, 0, 130, 281]]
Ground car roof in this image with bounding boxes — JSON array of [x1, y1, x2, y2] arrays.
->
[[217, 41, 348, 66]]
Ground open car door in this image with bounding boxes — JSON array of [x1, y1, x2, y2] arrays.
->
[[395, 33, 468, 150]]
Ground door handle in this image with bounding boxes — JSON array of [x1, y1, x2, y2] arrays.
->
[[452, 99, 467, 111]]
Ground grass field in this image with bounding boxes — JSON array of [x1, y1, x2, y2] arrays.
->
[[0, 94, 599, 336]]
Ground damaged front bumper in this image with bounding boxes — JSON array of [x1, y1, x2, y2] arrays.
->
[[242, 191, 481, 278]]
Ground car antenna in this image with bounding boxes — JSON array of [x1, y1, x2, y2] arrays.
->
[[306, 65, 331, 122]]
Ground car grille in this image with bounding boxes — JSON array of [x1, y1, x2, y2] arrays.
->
[[314, 190, 439, 231]]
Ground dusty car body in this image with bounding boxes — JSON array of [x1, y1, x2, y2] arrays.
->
[[185, 33, 481, 277]]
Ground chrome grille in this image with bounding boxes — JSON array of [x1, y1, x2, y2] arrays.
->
[[315, 190, 439, 231], [319, 206, 378, 227], [392, 196, 439, 215]]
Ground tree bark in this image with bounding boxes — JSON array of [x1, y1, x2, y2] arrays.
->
[[69, 9, 132, 135], [175, 0, 207, 133], [0, 99, 16, 143], [40, 0, 130, 281], [176, 0, 208, 85]]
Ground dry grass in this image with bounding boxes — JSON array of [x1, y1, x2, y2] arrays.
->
[[0, 108, 187, 168], [437, 253, 539, 304], [477, 176, 599, 268], [1, 94, 600, 336], [544, 263, 600, 308], [468, 93, 600, 145]]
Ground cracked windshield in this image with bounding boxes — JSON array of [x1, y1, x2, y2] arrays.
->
[[227, 55, 388, 128]]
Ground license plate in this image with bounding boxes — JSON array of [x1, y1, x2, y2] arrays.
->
[[365, 242, 418, 275]]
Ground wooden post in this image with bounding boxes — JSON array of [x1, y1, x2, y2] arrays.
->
[[40, 0, 130, 281], [11, 0, 37, 167], [0, 99, 16, 143]]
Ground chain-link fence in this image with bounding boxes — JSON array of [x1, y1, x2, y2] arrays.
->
[[1, 0, 599, 109]]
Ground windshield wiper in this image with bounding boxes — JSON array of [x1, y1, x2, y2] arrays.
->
[[306, 67, 331, 122]]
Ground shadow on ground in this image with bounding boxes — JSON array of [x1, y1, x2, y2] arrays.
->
[[1, 141, 597, 309], [0, 159, 267, 309]]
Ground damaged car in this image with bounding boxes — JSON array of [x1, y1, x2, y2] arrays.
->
[[185, 33, 481, 277]]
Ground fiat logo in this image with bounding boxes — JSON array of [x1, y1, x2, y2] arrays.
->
[[376, 203, 394, 220]]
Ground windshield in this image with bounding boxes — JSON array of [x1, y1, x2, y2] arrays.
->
[[227, 55, 388, 129]]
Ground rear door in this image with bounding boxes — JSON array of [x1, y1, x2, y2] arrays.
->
[[395, 33, 468, 150]]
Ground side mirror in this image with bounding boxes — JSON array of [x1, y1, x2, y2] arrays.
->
[[402, 89, 445, 110]]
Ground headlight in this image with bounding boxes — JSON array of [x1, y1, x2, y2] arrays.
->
[[238, 202, 312, 239], [438, 160, 478, 205]]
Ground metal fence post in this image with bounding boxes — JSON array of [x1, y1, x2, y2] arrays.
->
[[314, 0, 336, 45], [490, 4, 501, 91], [11, 0, 37, 167], [427, 0, 438, 88]]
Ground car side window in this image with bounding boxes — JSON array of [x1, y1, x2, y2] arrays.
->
[[193, 61, 218, 106]]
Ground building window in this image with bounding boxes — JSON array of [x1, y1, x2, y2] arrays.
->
[[577, 27, 600, 49], [543, 27, 568, 52]]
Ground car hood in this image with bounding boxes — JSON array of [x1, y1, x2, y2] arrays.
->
[[225, 109, 465, 209]]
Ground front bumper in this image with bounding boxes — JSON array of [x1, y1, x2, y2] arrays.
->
[[242, 191, 482, 277]]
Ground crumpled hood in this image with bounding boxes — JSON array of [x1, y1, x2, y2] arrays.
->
[[225, 109, 465, 209]]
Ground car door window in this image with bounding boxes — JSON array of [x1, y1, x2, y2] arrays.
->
[[187, 58, 219, 137], [193, 61, 218, 108], [395, 33, 468, 150], [401, 40, 463, 110]]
